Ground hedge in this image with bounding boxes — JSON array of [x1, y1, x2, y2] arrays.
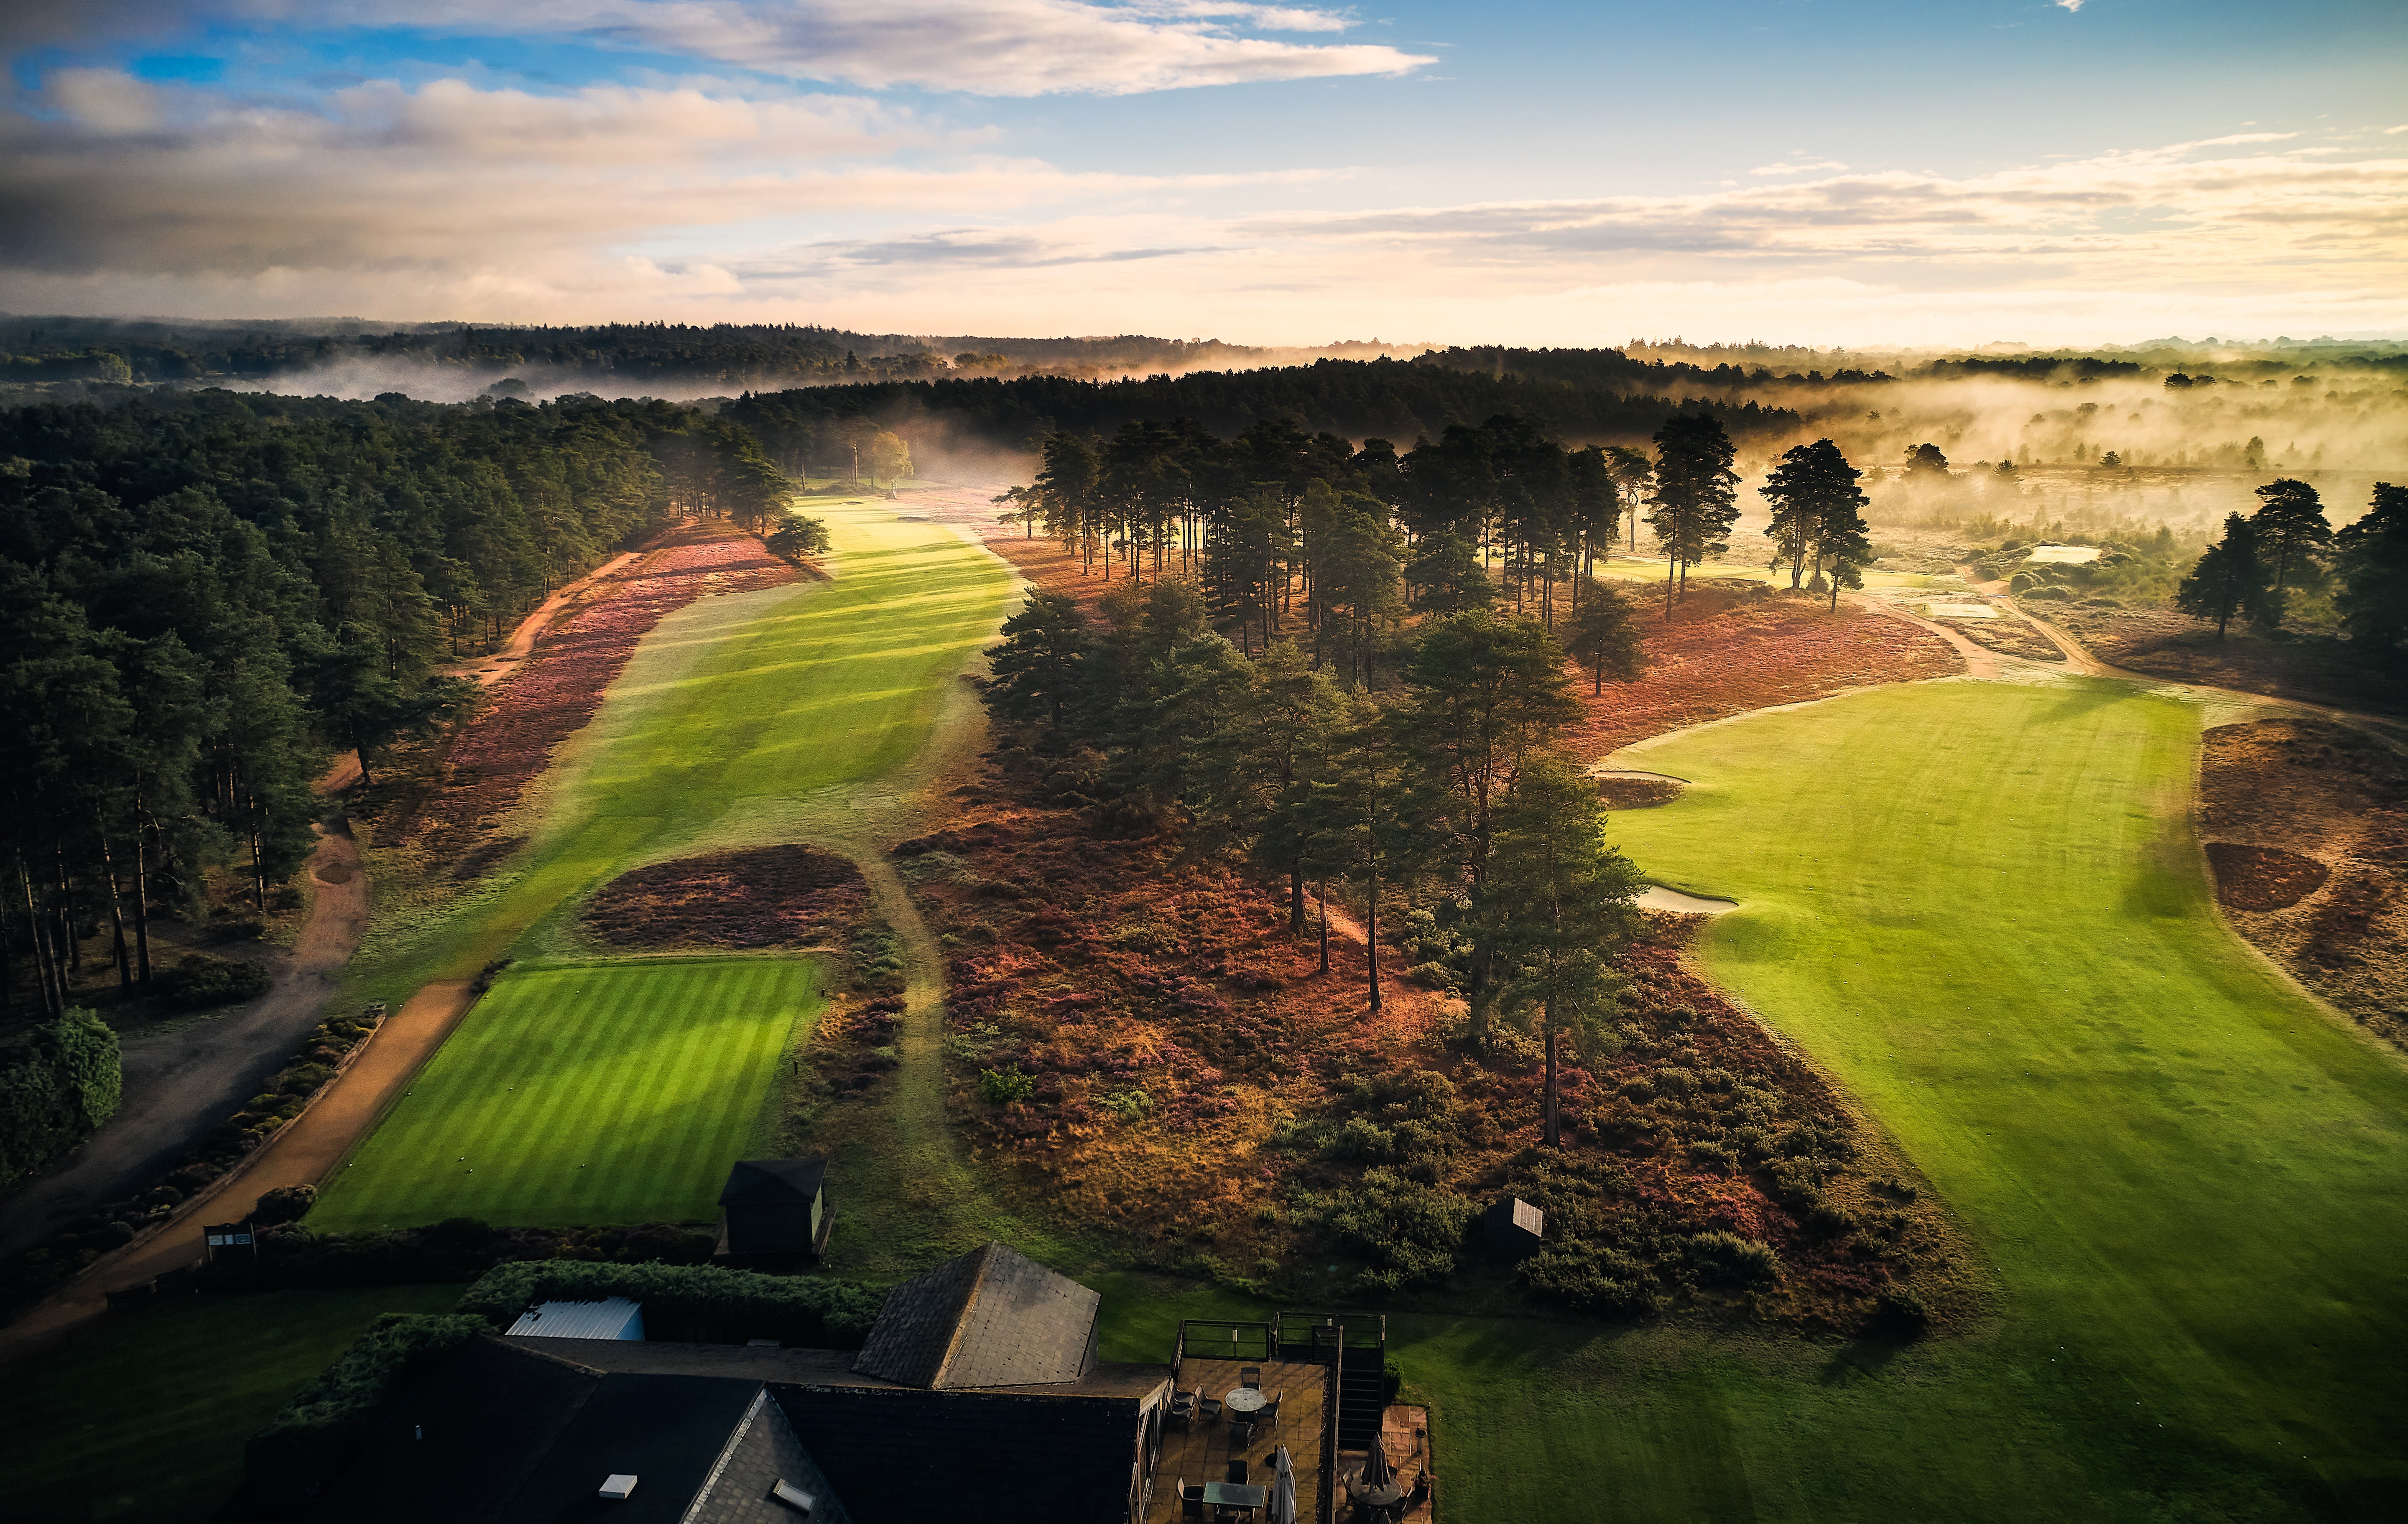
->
[[458, 1259, 885, 1346], [240, 1312, 486, 1505], [0, 1008, 121, 1187]]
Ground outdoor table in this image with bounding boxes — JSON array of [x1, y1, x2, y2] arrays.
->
[[1224, 1387, 1268, 1415], [1346, 1475, 1408, 1509], [1204, 1481, 1268, 1514]]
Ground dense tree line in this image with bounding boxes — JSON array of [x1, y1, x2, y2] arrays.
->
[[0, 389, 781, 1012], [727, 356, 1801, 464], [2176, 479, 2404, 642]]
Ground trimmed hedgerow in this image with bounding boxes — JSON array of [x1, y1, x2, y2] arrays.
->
[[242, 1312, 486, 1498], [457, 1259, 885, 1345]]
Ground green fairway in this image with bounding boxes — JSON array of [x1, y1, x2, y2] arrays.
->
[[310, 958, 821, 1231], [0, 1285, 461, 1521], [1589, 677, 2408, 1518], [358, 499, 1016, 990]]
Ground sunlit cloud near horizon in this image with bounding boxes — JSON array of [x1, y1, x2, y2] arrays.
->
[[2, 0, 2403, 346]]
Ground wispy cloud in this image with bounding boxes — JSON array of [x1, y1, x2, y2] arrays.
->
[[1750, 160, 1848, 177]]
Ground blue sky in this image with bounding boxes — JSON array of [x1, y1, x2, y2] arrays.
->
[[3, 2, 2403, 344]]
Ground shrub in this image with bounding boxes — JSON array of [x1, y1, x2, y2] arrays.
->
[[457, 1259, 884, 1345], [977, 1065, 1035, 1105], [255, 1184, 318, 1224], [0, 1009, 122, 1188], [1323, 1117, 1399, 1163], [1326, 1168, 1472, 1292], [1685, 1230, 1781, 1288], [851, 919, 907, 994], [161, 954, 273, 1009], [1869, 1287, 1933, 1337], [766, 517, 832, 562], [1095, 1087, 1152, 1122], [1522, 1242, 1661, 1318]]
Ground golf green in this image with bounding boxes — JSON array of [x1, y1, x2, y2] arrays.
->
[[1588, 675, 2408, 1516], [311, 958, 820, 1230]]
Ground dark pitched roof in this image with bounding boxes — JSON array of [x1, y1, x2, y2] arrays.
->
[[851, 1241, 1100, 1390], [309, 1336, 603, 1524], [687, 1389, 856, 1524], [497, 1373, 763, 1524], [508, 1337, 1166, 1399], [772, 1384, 1145, 1524], [719, 1158, 826, 1208]]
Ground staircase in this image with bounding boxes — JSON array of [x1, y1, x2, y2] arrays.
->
[[1335, 1345, 1387, 1451]]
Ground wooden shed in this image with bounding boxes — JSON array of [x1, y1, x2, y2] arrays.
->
[[715, 1157, 831, 1268]]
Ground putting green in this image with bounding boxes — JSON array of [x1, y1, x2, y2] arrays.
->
[[1593, 677, 2408, 1516], [311, 958, 821, 1230]]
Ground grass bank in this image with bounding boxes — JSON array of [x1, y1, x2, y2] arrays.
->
[[0, 1285, 461, 1521], [310, 958, 821, 1232]]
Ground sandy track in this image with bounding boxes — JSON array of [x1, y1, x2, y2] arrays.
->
[[0, 821, 369, 1262], [0, 981, 477, 1361]]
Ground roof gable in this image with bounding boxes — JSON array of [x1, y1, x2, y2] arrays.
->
[[719, 1157, 826, 1208], [851, 1242, 1099, 1390]]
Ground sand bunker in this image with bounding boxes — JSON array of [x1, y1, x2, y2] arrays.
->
[[1923, 601, 1998, 619], [2024, 545, 2102, 565], [1638, 884, 1737, 915]]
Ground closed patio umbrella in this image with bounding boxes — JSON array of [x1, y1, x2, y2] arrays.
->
[[1361, 1437, 1393, 1490], [1270, 1446, 1297, 1524]]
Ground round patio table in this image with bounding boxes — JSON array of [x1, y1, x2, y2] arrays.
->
[[1224, 1387, 1268, 1415]]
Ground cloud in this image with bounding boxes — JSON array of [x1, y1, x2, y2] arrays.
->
[[2056, 0, 2083, 12], [1750, 160, 1848, 176], [15, 1, 1434, 96]]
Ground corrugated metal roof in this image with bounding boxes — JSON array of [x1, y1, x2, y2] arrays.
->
[[510, 1297, 645, 1341]]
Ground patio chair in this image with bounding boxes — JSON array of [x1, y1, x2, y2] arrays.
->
[[1230, 1414, 1256, 1449], [1258, 1390, 1282, 1435], [1239, 1366, 1262, 1390], [1227, 1459, 1250, 1485], [1168, 1389, 1198, 1430], [1177, 1476, 1204, 1521], [1199, 1395, 1224, 1425]]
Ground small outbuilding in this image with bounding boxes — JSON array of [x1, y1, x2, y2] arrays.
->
[[1481, 1196, 1545, 1263], [716, 1156, 831, 1268]]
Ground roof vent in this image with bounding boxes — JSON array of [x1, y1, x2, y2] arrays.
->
[[599, 1474, 638, 1501], [768, 1478, 816, 1514]]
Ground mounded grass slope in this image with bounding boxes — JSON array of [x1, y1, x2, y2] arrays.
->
[[1589, 677, 2408, 1518], [0, 1284, 462, 1521], [310, 958, 820, 1231]]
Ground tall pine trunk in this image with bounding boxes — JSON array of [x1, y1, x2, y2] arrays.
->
[[133, 789, 153, 985], [95, 811, 132, 994], [1365, 854, 1382, 1014], [1542, 1000, 1561, 1147]]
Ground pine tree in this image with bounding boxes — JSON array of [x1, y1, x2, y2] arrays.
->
[[1564, 580, 1645, 694], [2336, 483, 2408, 650], [2176, 514, 2268, 639], [1758, 438, 1868, 597], [2250, 478, 2332, 595], [1644, 414, 1740, 613], [1485, 752, 1644, 1146]]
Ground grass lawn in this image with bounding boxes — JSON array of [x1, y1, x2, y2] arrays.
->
[[1091, 676, 2408, 1522], [0, 1284, 460, 1522], [354, 497, 1016, 992], [309, 958, 821, 1231]]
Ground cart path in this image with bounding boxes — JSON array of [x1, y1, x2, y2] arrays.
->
[[0, 817, 370, 1262]]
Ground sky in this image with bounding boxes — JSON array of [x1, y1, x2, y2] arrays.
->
[[2, 1, 2404, 347]]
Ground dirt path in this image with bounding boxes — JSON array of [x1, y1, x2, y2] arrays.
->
[[0, 980, 477, 1362], [0, 819, 370, 1261], [1849, 593, 2000, 679]]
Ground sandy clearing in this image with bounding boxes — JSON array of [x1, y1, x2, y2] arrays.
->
[[1637, 885, 1738, 915]]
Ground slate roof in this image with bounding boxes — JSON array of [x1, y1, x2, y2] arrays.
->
[[497, 1373, 763, 1524], [511, 1336, 1166, 1398], [720, 1157, 826, 1208], [773, 1383, 1148, 1524], [688, 1388, 855, 1524], [309, 1336, 601, 1524], [851, 1241, 1100, 1390]]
